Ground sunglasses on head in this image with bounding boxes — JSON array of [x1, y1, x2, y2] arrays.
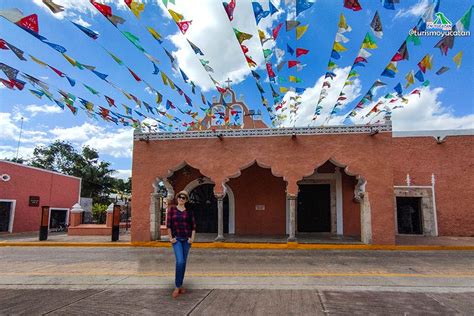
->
[[177, 195, 187, 200]]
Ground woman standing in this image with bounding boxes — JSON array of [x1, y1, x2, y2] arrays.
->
[[166, 190, 196, 298]]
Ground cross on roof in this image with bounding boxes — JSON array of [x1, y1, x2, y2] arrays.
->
[[225, 77, 233, 88]]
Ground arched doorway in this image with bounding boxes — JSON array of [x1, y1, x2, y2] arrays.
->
[[188, 184, 229, 233]]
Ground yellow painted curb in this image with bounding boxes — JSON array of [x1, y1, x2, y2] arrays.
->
[[0, 241, 473, 251]]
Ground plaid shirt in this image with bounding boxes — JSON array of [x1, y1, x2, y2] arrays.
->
[[166, 206, 196, 238]]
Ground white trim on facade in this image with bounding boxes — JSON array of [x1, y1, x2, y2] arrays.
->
[[335, 168, 344, 235], [297, 172, 342, 235], [48, 207, 70, 230], [394, 173, 438, 237], [134, 123, 392, 141], [0, 199, 16, 233], [0, 160, 82, 180], [393, 129, 473, 138]]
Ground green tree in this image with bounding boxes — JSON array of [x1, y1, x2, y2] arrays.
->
[[91, 203, 108, 224], [3, 157, 25, 164], [112, 177, 132, 195], [29, 140, 116, 202], [30, 141, 80, 173]]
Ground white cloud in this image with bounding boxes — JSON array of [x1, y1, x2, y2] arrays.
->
[[49, 122, 104, 143], [31, 0, 129, 20], [114, 169, 132, 179], [72, 16, 91, 28], [0, 112, 20, 141], [0, 145, 35, 160], [394, 0, 429, 19], [277, 67, 362, 127], [164, 0, 282, 91], [21, 130, 50, 145], [0, 112, 49, 146], [390, 87, 474, 130], [144, 86, 153, 95], [12, 112, 27, 122], [83, 128, 133, 158], [347, 86, 474, 130], [25, 104, 63, 117], [1, 114, 134, 160]]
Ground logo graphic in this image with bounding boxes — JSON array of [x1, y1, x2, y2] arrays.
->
[[428, 12, 453, 30]]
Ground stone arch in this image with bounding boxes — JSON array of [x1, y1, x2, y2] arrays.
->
[[297, 158, 371, 243], [298, 157, 367, 201], [153, 178, 174, 199], [224, 159, 286, 184], [226, 161, 287, 235], [183, 178, 235, 234]]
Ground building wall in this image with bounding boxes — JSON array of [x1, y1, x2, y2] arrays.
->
[[342, 173, 360, 237], [392, 135, 474, 237], [132, 132, 395, 244], [0, 161, 81, 233], [168, 167, 204, 203], [227, 164, 286, 235]]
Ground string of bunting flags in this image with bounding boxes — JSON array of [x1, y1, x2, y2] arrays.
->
[[0, 0, 471, 131], [343, 3, 471, 123], [0, 61, 182, 131], [311, 13, 352, 122], [272, 0, 313, 126], [323, 9, 382, 125]]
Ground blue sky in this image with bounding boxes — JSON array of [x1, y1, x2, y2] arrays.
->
[[1, 0, 473, 179]]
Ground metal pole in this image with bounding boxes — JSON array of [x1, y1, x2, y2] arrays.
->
[[15, 117, 24, 160], [126, 201, 129, 231]]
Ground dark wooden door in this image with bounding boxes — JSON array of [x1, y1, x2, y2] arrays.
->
[[297, 184, 331, 232], [188, 184, 229, 233], [396, 197, 423, 234], [0, 202, 12, 232]]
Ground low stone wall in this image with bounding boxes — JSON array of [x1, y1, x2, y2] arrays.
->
[[68, 224, 111, 236]]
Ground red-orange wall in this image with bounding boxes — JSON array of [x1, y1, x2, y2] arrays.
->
[[227, 164, 286, 235], [132, 132, 395, 243], [168, 167, 203, 204], [0, 161, 81, 233], [392, 136, 474, 237], [342, 173, 360, 237]]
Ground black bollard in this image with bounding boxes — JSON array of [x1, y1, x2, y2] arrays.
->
[[111, 204, 121, 242], [39, 206, 49, 241]]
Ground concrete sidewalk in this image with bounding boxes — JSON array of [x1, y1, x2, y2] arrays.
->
[[1, 247, 473, 314], [1, 289, 472, 315]]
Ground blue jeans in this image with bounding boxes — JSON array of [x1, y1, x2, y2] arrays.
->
[[172, 238, 191, 288]]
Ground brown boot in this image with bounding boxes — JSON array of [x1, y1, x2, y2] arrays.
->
[[179, 288, 186, 294], [172, 288, 180, 298]]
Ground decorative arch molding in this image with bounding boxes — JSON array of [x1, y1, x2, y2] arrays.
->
[[294, 157, 370, 242], [183, 178, 235, 234], [224, 159, 286, 184], [297, 156, 367, 200], [153, 177, 174, 199], [162, 160, 213, 181]]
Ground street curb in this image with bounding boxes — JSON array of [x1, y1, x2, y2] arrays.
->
[[1, 241, 473, 251]]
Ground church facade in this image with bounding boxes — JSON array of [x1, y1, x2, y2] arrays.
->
[[131, 89, 473, 245]]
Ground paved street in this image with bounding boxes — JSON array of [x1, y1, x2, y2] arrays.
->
[[0, 247, 473, 314]]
